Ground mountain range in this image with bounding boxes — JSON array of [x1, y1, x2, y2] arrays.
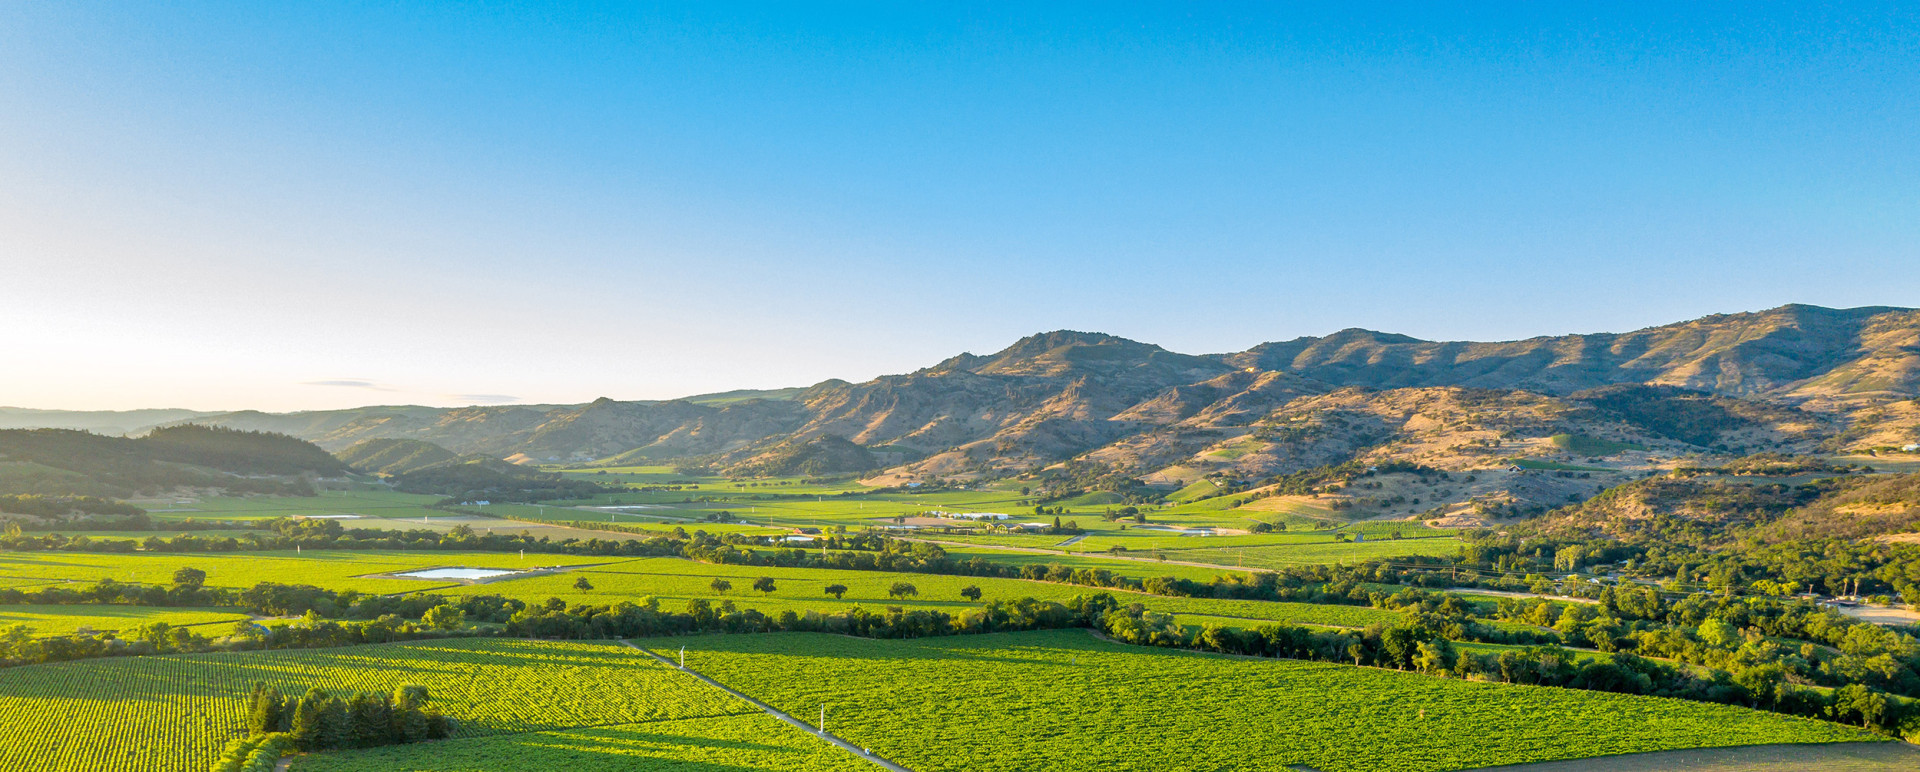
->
[[10, 305, 1919, 505]]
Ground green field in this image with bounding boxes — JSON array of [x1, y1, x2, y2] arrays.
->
[[316, 464, 1482, 572], [931, 545, 1250, 581], [466, 557, 1404, 629], [0, 638, 746, 772], [1167, 538, 1462, 568], [0, 550, 624, 595], [0, 546, 1403, 630], [1549, 434, 1647, 456], [0, 604, 250, 636], [291, 713, 871, 771], [127, 491, 458, 523], [651, 629, 1874, 772]]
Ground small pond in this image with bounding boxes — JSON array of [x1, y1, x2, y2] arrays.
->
[[397, 567, 522, 581]]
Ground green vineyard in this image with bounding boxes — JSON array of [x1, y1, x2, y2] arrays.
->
[[651, 629, 1877, 772], [0, 638, 749, 772], [292, 713, 874, 771]]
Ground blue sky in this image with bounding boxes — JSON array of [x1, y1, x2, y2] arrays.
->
[[3, 3, 1916, 411]]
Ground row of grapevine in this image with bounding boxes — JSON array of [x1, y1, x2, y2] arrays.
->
[[656, 629, 1875, 772], [0, 637, 749, 772]]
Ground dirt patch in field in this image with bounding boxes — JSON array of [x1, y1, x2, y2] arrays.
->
[[1460, 741, 1919, 771], [1836, 604, 1920, 626]]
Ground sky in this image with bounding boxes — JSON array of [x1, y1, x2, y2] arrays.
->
[[2, 2, 1917, 412]]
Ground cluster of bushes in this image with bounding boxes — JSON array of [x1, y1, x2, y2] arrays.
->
[[209, 734, 293, 772], [1488, 591, 1920, 700], [1106, 605, 1920, 738], [1260, 459, 1444, 497], [502, 593, 1115, 640], [0, 494, 145, 518], [247, 682, 449, 750], [209, 683, 448, 771]]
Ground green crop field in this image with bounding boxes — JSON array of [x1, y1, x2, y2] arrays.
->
[[291, 713, 872, 771], [1169, 539, 1462, 568], [1549, 434, 1647, 456], [459, 556, 1404, 629], [0, 546, 1399, 629], [129, 491, 458, 523], [0, 604, 250, 636], [931, 545, 1248, 581], [0, 550, 630, 595], [650, 629, 1875, 772], [423, 467, 1465, 569], [0, 638, 747, 772]]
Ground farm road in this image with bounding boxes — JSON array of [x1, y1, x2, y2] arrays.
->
[[618, 640, 914, 772], [1458, 741, 1920, 771]]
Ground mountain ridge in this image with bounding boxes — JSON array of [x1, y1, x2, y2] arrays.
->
[[6, 306, 1916, 498]]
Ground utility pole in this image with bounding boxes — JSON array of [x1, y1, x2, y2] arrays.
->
[[820, 704, 827, 735], [679, 646, 686, 669]]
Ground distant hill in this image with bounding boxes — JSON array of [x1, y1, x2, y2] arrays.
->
[[720, 434, 880, 477], [388, 459, 606, 502], [0, 426, 342, 497], [0, 407, 218, 436], [1226, 304, 1920, 397], [141, 425, 347, 476], [335, 438, 461, 475], [680, 387, 807, 406], [1522, 467, 1920, 545]]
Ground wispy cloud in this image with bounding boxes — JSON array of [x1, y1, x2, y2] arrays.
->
[[302, 379, 392, 391], [446, 393, 520, 404]]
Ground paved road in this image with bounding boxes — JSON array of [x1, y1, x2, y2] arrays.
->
[[618, 640, 914, 772]]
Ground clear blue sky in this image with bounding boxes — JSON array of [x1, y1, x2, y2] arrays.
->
[[3, 3, 1916, 411]]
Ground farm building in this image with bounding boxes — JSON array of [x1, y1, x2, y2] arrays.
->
[[943, 512, 1011, 521]]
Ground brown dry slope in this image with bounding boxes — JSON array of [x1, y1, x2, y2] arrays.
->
[[76, 304, 1919, 480]]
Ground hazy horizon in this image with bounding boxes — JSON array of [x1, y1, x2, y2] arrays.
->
[[3, 301, 1912, 415], [6, 4, 1917, 411]]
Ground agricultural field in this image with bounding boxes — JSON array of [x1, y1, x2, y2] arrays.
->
[[652, 629, 1876, 772], [0, 638, 747, 772], [432, 464, 1479, 570], [292, 713, 872, 771], [0, 604, 249, 636], [125, 490, 457, 523], [1167, 538, 1463, 569], [0, 546, 1404, 630], [456, 557, 1405, 629], [0, 550, 629, 595], [931, 545, 1250, 581]]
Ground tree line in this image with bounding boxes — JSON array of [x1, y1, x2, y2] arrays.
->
[[211, 683, 447, 772]]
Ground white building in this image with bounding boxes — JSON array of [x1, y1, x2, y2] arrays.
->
[[944, 512, 1011, 521]]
